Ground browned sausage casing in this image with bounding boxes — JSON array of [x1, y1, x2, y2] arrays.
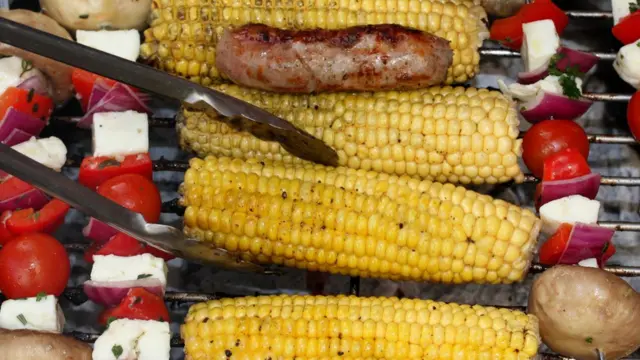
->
[[216, 24, 453, 93], [0, 329, 93, 360]]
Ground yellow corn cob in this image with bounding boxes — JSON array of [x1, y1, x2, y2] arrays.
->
[[182, 294, 541, 360], [181, 156, 541, 284], [178, 84, 524, 185], [141, 0, 489, 85]]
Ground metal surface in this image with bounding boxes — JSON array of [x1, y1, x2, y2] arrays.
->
[[481, 47, 617, 61], [0, 17, 339, 167], [0, 143, 263, 271]]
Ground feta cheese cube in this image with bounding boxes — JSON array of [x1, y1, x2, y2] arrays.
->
[[0, 295, 65, 333], [92, 111, 149, 158], [93, 319, 170, 360], [612, 0, 635, 25], [614, 39, 640, 89], [76, 30, 141, 62], [91, 254, 168, 287], [12, 136, 67, 171], [539, 195, 600, 235], [521, 20, 560, 72], [0, 56, 44, 96]]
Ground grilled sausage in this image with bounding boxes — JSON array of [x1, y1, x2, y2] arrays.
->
[[0, 10, 74, 103], [216, 24, 453, 93], [0, 329, 93, 360]]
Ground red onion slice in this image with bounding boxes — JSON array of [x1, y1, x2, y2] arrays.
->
[[17, 74, 51, 96], [557, 223, 615, 266], [83, 217, 118, 244], [0, 185, 49, 212], [537, 173, 601, 208], [84, 279, 165, 307], [2, 128, 34, 146], [0, 107, 46, 143], [86, 80, 111, 112], [77, 83, 151, 129], [520, 91, 593, 124], [518, 47, 600, 85]]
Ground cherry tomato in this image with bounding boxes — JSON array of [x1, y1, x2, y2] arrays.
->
[[97, 174, 161, 223], [522, 120, 590, 179], [542, 147, 591, 181], [0, 211, 14, 245], [71, 69, 117, 112], [0, 233, 70, 298], [0, 176, 34, 203], [98, 288, 170, 326], [79, 153, 153, 190], [0, 87, 54, 121], [612, 11, 640, 45], [538, 223, 573, 265], [627, 91, 640, 141]]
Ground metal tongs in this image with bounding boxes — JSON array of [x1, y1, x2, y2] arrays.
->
[[0, 143, 267, 271], [0, 17, 338, 167]]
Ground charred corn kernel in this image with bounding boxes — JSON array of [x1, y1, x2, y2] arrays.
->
[[178, 84, 524, 185], [182, 295, 540, 359], [181, 156, 541, 284], [143, 0, 488, 85]]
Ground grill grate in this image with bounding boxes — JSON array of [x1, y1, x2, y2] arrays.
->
[[7, 3, 636, 359]]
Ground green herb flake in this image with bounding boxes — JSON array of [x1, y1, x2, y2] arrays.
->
[[559, 74, 582, 100], [585, 337, 593, 344], [20, 60, 33, 77], [137, 273, 153, 279], [28, 211, 41, 221], [112, 344, 123, 358], [36, 292, 47, 301], [32, 103, 39, 114], [106, 316, 117, 328], [97, 159, 121, 169], [26, 88, 35, 103], [16, 314, 27, 326], [79, 14, 90, 19]]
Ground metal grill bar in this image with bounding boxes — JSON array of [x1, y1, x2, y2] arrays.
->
[[566, 10, 613, 19], [480, 48, 617, 61]]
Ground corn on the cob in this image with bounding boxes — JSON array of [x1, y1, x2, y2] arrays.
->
[[141, 0, 489, 85], [182, 294, 541, 360], [178, 84, 524, 185], [181, 156, 540, 284]]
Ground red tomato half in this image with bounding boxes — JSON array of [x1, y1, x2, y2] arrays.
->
[[97, 174, 162, 223], [627, 91, 640, 142], [79, 153, 153, 190], [0, 87, 53, 121], [522, 120, 590, 179], [542, 147, 591, 181], [613, 11, 640, 45], [0, 233, 70, 299]]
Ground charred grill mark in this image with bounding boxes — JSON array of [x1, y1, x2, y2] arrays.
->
[[231, 23, 449, 50]]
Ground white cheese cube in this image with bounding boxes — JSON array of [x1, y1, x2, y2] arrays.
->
[[0, 56, 44, 96], [614, 39, 640, 89], [521, 20, 560, 72], [578, 258, 599, 268], [539, 195, 600, 235], [12, 136, 67, 171], [93, 319, 170, 360], [0, 295, 65, 333], [91, 254, 168, 288], [612, 0, 635, 25], [92, 111, 149, 158], [76, 30, 141, 62]]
